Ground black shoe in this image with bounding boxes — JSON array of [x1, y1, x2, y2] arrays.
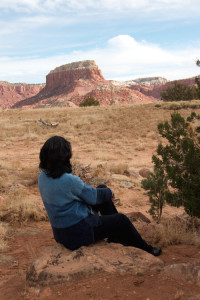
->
[[151, 247, 162, 256]]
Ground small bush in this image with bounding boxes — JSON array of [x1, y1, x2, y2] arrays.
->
[[142, 112, 200, 221], [161, 81, 198, 101], [79, 97, 100, 107]]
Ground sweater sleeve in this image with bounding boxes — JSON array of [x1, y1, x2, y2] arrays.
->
[[70, 174, 97, 205], [96, 187, 113, 204], [70, 175, 112, 206]]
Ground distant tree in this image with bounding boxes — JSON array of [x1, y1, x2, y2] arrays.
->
[[161, 81, 198, 101], [79, 97, 100, 107], [195, 77, 200, 99], [195, 59, 200, 98], [196, 59, 200, 67]]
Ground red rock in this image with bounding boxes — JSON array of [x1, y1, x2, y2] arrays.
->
[[0, 81, 44, 109], [12, 60, 159, 109], [139, 168, 152, 178], [2, 60, 199, 109], [26, 242, 164, 286], [46, 60, 106, 88]]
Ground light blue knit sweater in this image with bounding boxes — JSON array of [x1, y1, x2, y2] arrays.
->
[[38, 171, 98, 228]]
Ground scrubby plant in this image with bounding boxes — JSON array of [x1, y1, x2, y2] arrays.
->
[[141, 162, 168, 223], [161, 81, 198, 101], [195, 77, 200, 99], [142, 112, 200, 222], [79, 97, 99, 107]]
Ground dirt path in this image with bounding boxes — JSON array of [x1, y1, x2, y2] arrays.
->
[[0, 222, 200, 300]]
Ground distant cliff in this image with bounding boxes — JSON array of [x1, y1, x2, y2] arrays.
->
[[0, 82, 44, 109], [2, 60, 198, 109], [46, 60, 106, 89], [129, 77, 198, 99], [110, 77, 168, 86], [12, 60, 158, 109]]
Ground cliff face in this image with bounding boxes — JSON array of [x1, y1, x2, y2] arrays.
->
[[46, 60, 106, 89], [2, 60, 200, 109], [0, 82, 44, 109], [110, 77, 168, 87], [13, 60, 158, 109]]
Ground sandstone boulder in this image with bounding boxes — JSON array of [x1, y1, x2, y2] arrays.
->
[[163, 261, 200, 286], [139, 168, 152, 178], [26, 242, 164, 287]]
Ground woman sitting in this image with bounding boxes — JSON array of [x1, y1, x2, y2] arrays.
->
[[38, 136, 161, 256]]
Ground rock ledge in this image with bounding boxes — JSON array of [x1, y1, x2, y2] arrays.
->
[[27, 242, 164, 286]]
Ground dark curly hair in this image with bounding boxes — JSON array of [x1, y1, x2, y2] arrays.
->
[[39, 136, 72, 178]]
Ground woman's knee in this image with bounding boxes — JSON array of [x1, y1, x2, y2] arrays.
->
[[115, 213, 130, 224], [96, 184, 107, 189]]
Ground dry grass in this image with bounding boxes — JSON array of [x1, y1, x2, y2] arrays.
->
[[0, 101, 200, 247], [0, 222, 9, 251], [142, 216, 200, 247], [1, 187, 47, 224], [109, 163, 129, 174]]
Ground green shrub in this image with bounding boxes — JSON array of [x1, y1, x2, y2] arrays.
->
[[79, 97, 100, 107], [142, 112, 200, 221], [195, 77, 200, 99], [161, 81, 198, 101]]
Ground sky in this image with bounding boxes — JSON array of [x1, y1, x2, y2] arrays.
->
[[0, 0, 200, 84]]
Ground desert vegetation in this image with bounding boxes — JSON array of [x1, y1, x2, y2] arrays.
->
[[0, 102, 200, 251], [142, 111, 200, 222], [161, 81, 199, 101], [160, 75, 200, 102], [79, 97, 100, 107]]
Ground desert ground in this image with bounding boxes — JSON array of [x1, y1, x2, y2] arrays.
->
[[0, 101, 200, 299]]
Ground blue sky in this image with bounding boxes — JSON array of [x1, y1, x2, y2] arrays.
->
[[0, 0, 200, 83]]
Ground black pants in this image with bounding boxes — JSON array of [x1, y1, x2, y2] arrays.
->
[[92, 186, 153, 253]]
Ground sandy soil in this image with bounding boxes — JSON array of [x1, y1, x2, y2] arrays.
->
[[0, 221, 200, 300]]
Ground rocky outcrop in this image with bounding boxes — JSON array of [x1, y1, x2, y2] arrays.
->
[[6, 60, 200, 109], [12, 61, 159, 109], [129, 76, 199, 99], [110, 77, 168, 86], [46, 60, 106, 88], [0, 81, 44, 109], [26, 242, 164, 286]]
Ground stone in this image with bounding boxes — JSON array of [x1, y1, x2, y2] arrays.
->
[[119, 180, 135, 189], [111, 174, 132, 181], [124, 169, 141, 178], [26, 242, 164, 287], [126, 212, 151, 223], [139, 168, 152, 178], [163, 260, 200, 286]]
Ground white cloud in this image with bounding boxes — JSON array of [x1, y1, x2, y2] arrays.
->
[[1, 0, 200, 18], [0, 35, 199, 83]]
